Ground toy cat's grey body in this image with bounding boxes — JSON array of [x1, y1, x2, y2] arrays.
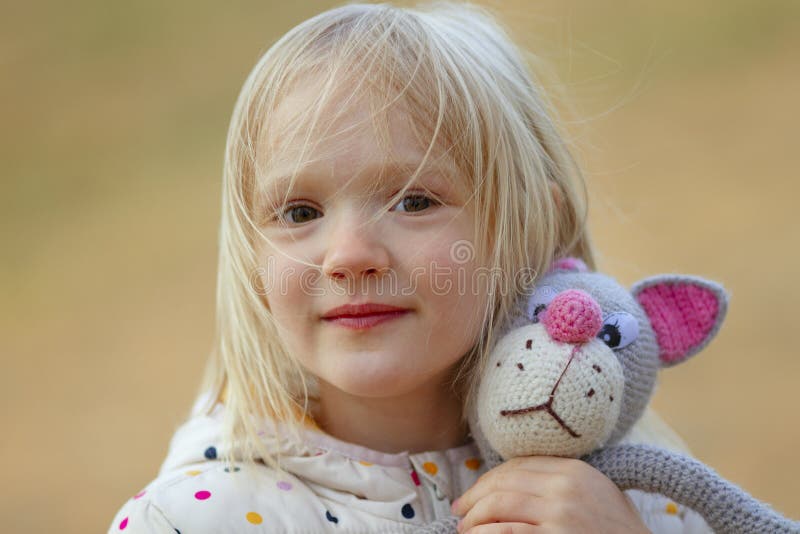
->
[[419, 261, 799, 534]]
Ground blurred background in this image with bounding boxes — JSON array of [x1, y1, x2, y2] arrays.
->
[[2, 0, 798, 531]]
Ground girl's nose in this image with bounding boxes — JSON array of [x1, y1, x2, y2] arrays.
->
[[541, 289, 602, 344], [321, 214, 391, 281]]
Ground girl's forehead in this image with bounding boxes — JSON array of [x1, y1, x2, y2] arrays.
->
[[258, 77, 466, 195]]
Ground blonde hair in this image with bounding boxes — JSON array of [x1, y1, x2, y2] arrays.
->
[[194, 1, 596, 469]]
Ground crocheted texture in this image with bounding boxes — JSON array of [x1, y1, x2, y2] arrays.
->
[[541, 289, 603, 344], [477, 325, 623, 459], [636, 283, 719, 365], [548, 257, 589, 273], [422, 264, 798, 533], [415, 516, 458, 534], [584, 444, 800, 534]]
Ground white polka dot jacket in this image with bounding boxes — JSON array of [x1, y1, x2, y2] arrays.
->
[[108, 393, 716, 533]]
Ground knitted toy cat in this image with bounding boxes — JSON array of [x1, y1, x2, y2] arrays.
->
[[418, 258, 799, 534]]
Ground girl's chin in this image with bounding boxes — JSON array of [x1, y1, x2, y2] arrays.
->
[[324, 371, 420, 399], [317, 360, 434, 399]]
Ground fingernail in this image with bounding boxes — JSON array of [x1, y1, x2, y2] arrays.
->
[[451, 498, 459, 513], [456, 519, 463, 532]]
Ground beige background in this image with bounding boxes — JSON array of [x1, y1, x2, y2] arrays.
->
[[2, 1, 798, 532]]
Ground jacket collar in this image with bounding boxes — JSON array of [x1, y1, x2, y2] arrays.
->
[[158, 395, 481, 503]]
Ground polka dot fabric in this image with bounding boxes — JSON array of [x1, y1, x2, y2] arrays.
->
[[106, 402, 491, 533], [106, 396, 714, 533], [107, 455, 485, 532]]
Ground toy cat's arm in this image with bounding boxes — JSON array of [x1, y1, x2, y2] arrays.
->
[[584, 443, 800, 534]]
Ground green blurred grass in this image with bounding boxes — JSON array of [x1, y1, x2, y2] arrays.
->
[[2, 1, 798, 532]]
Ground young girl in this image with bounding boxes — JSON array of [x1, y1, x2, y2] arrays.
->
[[109, 3, 713, 532]]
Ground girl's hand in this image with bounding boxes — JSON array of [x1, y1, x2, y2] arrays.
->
[[452, 456, 650, 534]]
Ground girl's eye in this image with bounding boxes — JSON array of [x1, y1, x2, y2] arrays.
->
[[279, 204, 322, 225], [391, 193, 439, 213], [597, 312, 639, 350]]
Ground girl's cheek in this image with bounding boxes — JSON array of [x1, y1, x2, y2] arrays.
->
[[254, 254, 304, 303], [412, 232, 470, 267]]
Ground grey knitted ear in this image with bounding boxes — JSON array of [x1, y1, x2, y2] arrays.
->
[[631, 275, 729, 367]]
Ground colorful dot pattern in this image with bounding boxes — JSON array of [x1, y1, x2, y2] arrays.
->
[[111, 434, 706, 532], [114, 443, 490, 531], [464, 458, 481, 470], [246, 512, 263, 524]]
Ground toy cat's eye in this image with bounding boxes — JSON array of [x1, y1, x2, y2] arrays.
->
[[597, 312, 639, 350], [526, 285, 558, 323]]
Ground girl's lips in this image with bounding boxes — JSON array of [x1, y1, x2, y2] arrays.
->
[[321, 310, 410, 330], [322, 302, 410, 318]]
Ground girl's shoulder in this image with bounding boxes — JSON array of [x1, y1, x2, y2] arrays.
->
[[108, 397, 487, 532], [108, 463, 713, 534], [106, 459, 417, 534], [106, 460, 311, 533]]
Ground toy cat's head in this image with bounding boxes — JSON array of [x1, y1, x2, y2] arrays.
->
[[470, 259, 728, 463]]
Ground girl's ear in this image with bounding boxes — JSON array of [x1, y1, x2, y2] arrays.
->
[[631, 275, 729, 367]]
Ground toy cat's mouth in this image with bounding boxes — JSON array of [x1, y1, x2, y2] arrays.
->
[[499, 345, 582, 438], [500, 402, 581, 438]]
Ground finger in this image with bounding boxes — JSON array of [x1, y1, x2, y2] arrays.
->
[[454, 469, 553, 516], [457, 491, 545, 533], [464, 522, 541, 534], [490, 456, 584, 477], [468, 456, 582, 496], [455, 457, 592, 516]]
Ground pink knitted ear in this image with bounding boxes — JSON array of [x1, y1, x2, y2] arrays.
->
[[633, 276, 727, 366], [548, 257, 588, 274]]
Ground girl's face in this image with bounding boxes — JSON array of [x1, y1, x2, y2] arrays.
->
[[254, 83, 489, 402]]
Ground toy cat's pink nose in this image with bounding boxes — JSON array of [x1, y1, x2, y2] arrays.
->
[[541, 289, 602, 344]]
